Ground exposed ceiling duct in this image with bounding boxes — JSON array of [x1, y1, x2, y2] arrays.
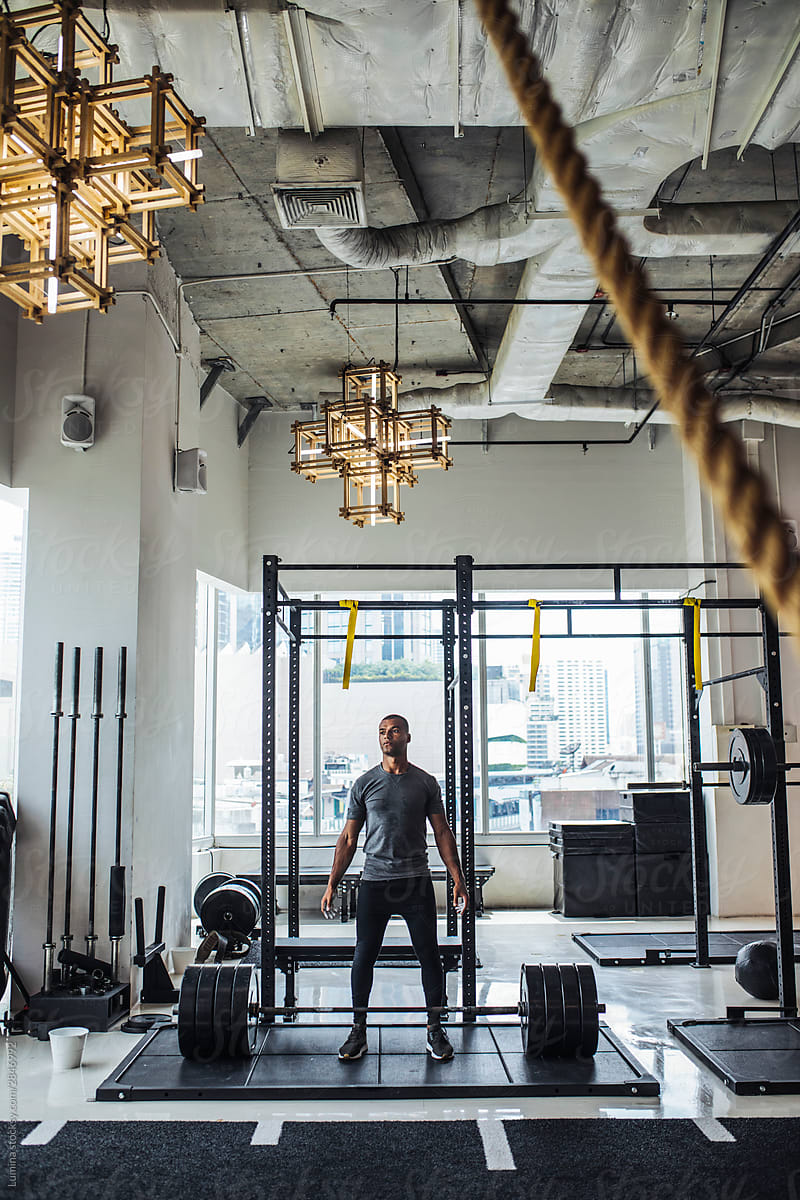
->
[[316, 383, 800, 428]]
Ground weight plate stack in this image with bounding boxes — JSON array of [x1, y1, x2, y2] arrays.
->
[[193, 872, 234, 919], [200, 881, 260, 939], [520, 963, 546, 1057], [575, 963, 600, 1058], [729, 726, 778, 805]]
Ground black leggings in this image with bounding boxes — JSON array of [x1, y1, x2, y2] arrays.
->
[[352, 875, 444, 1024]]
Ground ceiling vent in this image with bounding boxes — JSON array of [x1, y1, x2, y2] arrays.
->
[[272, 130, 366, 230]]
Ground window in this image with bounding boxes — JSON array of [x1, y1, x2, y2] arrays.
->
[[0, 489, 25, 798]]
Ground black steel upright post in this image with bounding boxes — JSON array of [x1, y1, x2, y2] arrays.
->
[[288, 606, 302, 940], [762, 606, 796, 1015], [682, 604, 710, 967], [442, 602, 457, 937], [261, 555, 279, 1017], [455, 556, 476, 1015]]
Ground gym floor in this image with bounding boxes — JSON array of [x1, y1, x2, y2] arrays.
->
[[4, 910, 800, 1129]]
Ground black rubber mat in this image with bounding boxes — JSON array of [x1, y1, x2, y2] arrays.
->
[[8, 1118, 800, 1200], [669, 1017, 800, 1094], [573, 929, 800, 966], [95, 1020, 659, 1100]]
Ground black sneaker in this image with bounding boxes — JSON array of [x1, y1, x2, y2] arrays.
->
[[426, 1024, 454, 1061], [338, 1024, 368, 1060]]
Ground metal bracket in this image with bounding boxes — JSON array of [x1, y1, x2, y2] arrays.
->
[[238, 396, 273, 447], [200, 357, 235, 408]]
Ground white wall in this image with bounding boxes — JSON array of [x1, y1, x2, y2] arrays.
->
[[248, 410, 689, 592], [0, 298, 18, 487], [9, 256, 249, 1002]]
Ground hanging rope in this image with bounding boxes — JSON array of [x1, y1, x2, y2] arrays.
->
[[474, 0, 800, 640]]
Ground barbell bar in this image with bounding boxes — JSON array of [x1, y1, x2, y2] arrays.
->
[[176, 961, 604, 1064]]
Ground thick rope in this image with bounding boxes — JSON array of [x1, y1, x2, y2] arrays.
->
[[475, 0, 800, 640]]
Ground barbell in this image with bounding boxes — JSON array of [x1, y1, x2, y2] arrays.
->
[[693, 726, 797, 806], [176, 961, 604, 1063]]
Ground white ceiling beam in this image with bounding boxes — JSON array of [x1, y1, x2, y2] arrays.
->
[[284, 5, 325, 139], [701, 0, 728, 170], [737, 15, 800, 160]]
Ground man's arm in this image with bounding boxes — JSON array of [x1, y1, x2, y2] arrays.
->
[[321, 817, 364, 915], [428, 812, 469, 913]]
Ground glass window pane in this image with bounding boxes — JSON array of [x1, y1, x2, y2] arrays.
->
[[320, 593, 448, 836], [192, 577, 209, 838], [482, 592, 684, 830]]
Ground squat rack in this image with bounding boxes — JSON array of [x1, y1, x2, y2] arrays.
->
[[261, 556, 793, 1019]]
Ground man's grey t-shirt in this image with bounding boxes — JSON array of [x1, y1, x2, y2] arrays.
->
[[346, 763, 446, 880]]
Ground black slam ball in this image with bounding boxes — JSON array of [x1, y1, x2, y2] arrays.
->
[[734, 940, 779, 1001]]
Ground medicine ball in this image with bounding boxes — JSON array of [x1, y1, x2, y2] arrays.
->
[[734, 940, 779, 1001]]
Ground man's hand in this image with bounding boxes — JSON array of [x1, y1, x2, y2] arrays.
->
[[453, 879, 469, 915], [321, 885, 336, 918]]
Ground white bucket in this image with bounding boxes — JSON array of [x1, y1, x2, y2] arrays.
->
[[49, 1026, 89, 1070]]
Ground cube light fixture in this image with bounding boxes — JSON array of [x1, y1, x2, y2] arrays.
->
[[291, 362, 453, 528], [0, 0, 204, 320]]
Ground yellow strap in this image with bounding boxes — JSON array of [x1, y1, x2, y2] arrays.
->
[[339, 600, 358, 690], [684, 598, 703, 692], [528, 599, 541, 693]]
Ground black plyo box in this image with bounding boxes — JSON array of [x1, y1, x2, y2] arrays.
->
[[631, 820, 691, 854], [635, 851, 693, 917], [619, 788, 690, 824]]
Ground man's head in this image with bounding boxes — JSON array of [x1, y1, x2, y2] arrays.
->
[[379, 714, 410, 759]]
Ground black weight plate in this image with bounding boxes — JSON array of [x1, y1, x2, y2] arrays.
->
[[193, 966, 222, 1060], [177, 965, 202, 1058], [210, 965, 237, 1059], [193, 872, 234, 918], [540, 963, 566, 1057], [745, 727, 771, 805], [235, 877, 263, 912], [558, 964, 582, 1057], [575, 963, 600, 1058], [728, 728, 752, 805], [520, 963, 546, 1057], [752, 727, 778, 803], [200, 882, 259, 936], [229, 964, 259, 1059]]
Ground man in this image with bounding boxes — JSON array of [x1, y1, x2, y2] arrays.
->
[[321, 714, 469, 1063]]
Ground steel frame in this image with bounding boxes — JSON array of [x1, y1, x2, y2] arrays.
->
[[260, 556, 792, 1017]]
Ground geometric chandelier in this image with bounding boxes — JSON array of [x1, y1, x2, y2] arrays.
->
[[0, 0, 203, 320], [291, 362, 453, 527]]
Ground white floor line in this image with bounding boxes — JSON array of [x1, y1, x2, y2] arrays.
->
[[477, 1120, 516, 1171], [693, 1118, 735, 1143], [251, 1120, 284, 1145], [21, 1121, 66, 1146]]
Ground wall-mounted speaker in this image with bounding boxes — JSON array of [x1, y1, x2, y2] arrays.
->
[[61, 395, 95, 451], [176, 448, 207, 494]]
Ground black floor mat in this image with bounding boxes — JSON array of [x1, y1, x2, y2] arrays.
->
[[6, 1118, 800, 1200]]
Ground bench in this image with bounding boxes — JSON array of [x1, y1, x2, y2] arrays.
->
[[270, 935, 463, 1011]]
